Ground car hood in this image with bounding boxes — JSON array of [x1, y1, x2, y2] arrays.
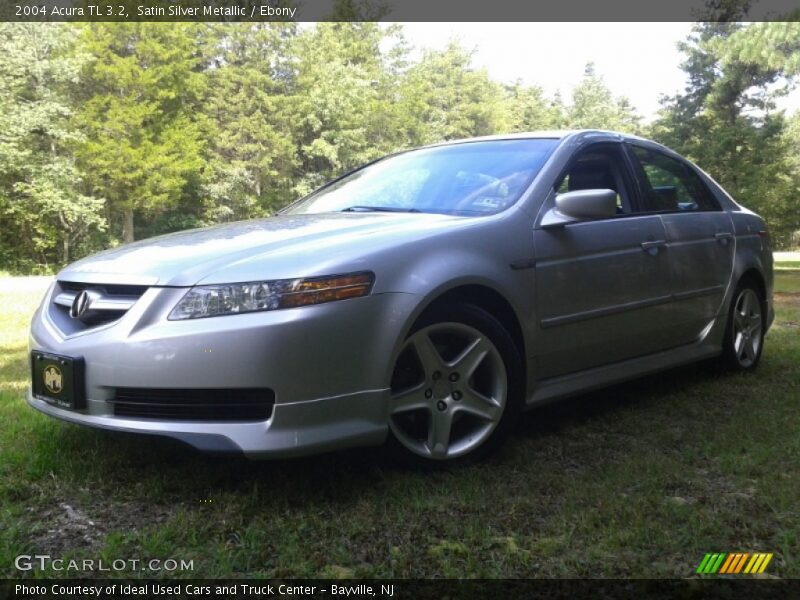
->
[[58, 212, 466, 287]]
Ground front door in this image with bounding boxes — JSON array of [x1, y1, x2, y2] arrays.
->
[[533, 143, 676, 378]]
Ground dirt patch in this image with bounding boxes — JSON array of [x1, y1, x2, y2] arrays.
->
[[775, 292, 800, 307], [28, 497, 176, 556], [28, 503, 105, 555]]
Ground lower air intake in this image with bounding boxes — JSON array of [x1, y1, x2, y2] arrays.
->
[[111, 388, 275, 422]]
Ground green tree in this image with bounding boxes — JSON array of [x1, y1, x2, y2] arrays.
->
[[287, 22, 407, 195], [716, 22, 800, 76], [203, 23, 298, 220], [396, 42, 509, 145], [780, 111, 800, 247], [651, 23, 799, 246], [503, 82, 565, 132], [0, 24, 105, 272], [75, 23, 206, 243], [565, 63, 641, 133]]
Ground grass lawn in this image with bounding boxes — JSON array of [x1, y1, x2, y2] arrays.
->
[[1, 271, 798, 579], [776, 269, 800, 293]]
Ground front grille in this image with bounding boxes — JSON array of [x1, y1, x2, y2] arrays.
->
[[111, 388, 275, 422], [59, 281, 150, 297], [50, 281, 148, 334]]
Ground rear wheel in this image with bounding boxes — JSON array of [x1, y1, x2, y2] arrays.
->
[[386, 303, 522, 467], [720, 282, 765, 371]]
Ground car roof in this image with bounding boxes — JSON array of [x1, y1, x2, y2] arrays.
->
[[420, 129, 676, 157], [427, 129, 650, 145]]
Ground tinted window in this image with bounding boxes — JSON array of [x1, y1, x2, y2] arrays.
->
[[630, 146, 719, 212], [287, 139, 559, 216]]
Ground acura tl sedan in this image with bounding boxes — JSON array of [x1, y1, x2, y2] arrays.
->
[[28, 130, 774, 465]]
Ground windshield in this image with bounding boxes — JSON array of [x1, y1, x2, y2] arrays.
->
[[285, 139, 559, 216]]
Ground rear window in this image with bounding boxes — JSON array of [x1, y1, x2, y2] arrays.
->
[[630, 146, 719, 212]]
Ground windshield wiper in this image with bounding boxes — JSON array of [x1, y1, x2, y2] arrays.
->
[[340, 205, 421, 213]]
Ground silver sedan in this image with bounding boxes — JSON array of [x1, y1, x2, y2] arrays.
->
[[28, 130, 774, 465]]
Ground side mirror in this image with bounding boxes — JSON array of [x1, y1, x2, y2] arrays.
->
[[541, 189, 618, 227]]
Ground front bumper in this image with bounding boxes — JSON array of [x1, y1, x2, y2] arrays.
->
[[27, 388, 390, 457], [29, 286, 417, 457]]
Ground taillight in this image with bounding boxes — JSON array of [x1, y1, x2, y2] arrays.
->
[[758, 228, 771, 251]]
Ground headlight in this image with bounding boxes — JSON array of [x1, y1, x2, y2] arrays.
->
[[168, 272, 375, 320]]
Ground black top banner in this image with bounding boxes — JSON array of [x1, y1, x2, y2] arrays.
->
[[2, 0, 800, 22]]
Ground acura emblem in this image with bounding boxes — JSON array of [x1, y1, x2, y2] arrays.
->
[[70, 290, 92, 319]]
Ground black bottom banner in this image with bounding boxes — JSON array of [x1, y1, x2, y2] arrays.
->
[[2, 579, 800, 600]]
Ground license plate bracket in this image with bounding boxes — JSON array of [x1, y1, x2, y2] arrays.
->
[[31, 351, 86, 410]]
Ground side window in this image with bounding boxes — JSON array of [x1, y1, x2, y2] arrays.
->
[[630, 146, 719, 212], [555, 145, 633, 215]]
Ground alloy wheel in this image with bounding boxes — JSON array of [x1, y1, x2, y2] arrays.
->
[[732, 288, 763, 368], [389, 322, 507, 460]]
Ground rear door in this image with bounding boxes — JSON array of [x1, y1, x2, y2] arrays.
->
[[533, 143, 677, 378], [626, 144, 734, 345]]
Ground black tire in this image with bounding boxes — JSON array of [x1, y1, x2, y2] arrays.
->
[[719, 279, 766, 372], [385, 302, 524, 468]]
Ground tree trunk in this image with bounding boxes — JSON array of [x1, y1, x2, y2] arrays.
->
[[122, 207, 135, 243], [58, 214, 70, 264]]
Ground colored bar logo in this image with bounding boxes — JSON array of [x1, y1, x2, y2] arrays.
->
[[696, 552, 773, 574]]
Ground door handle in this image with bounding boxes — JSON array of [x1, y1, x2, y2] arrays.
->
[[641, 240, 667, 253], [715, 232, 733, 243]]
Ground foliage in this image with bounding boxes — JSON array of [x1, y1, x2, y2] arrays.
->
[[503, 82, 565, 132], [396, 42, 510, 145], [288, 23, 401, 195], [651, 22, 800, 247], [74, 23, 207, 243], [203, 23, 297, 219], [784, 112, 800, 247], [0, 24, 105, 272], [0, 22, 798, 272], [567, 63, 641, 133]]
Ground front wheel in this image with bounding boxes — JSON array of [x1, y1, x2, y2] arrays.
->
[[720, 282, 766, 371], [386, 303, 522, 467]]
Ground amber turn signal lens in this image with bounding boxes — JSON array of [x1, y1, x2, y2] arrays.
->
[[279, 273, 374, 308]]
